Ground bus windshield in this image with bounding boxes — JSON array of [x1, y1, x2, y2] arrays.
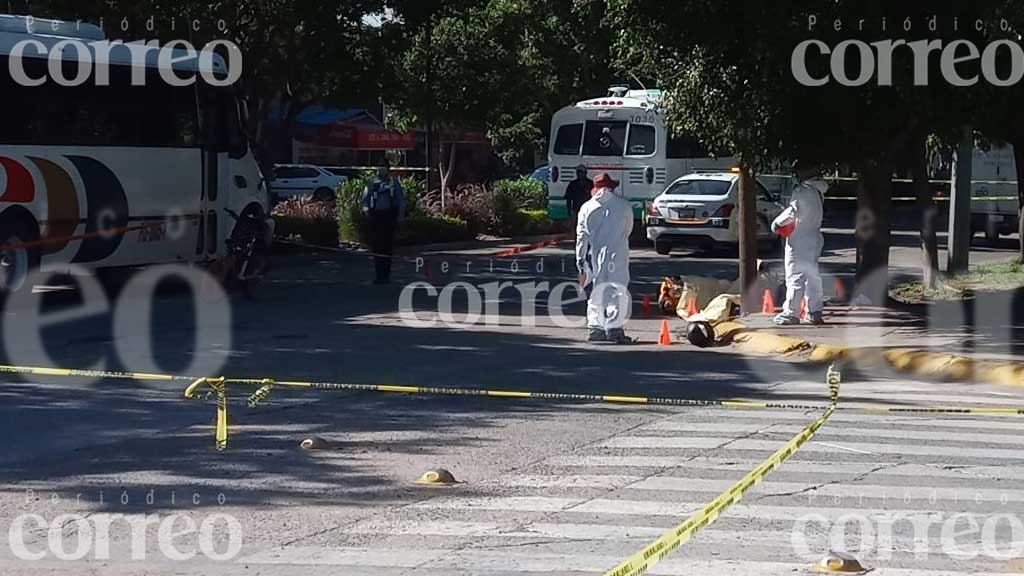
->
[[582, 120, 626, 157]]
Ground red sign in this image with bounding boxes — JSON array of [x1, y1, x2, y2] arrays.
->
[[298, 124, 415, 150]]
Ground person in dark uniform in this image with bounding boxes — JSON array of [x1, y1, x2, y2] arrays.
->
[[564, 164, 592, 230], [362, 160, 405, 284]]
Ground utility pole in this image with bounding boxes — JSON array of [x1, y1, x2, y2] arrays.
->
[[737, 164, 759, 314], [947, 125, 973, 274]]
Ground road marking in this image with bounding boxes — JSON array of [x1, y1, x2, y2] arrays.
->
[[600, 436, 1024, 459], [643, 422, 1024, 444], [817, 441, 877, 454], [410, 496, 585, 512], [661, 410, 1024, 429], [481, 474, 642, 489], [239, 547, 1018, 575], [632, 477, 1024, 503]]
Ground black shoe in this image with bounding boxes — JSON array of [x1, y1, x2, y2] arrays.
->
[[606, 329, 635, 345], [808, 312, 825, 325], [587, 328, 608, 342]]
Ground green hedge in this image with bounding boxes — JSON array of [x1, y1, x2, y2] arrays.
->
[[518, 209, 554, 235], [493, 177, 547, 210], [397, 215, 474, 245], [337, 175, 469, 245]]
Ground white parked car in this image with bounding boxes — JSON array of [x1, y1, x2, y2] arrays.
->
[[645, 171, 785, 255], [270, 164, 347, 202]]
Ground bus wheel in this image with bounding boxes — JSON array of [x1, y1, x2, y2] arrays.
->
[[313, 188, 335, 203], [0, 215, 40, 294]]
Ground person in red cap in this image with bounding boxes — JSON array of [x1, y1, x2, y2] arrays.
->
[[575, 172, 634, 344]]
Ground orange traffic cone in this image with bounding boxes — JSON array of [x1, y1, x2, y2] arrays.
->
[[658, 320, 672, 345], [685, 297, 699, 318], [799, 296, 808, 320], [834, 277, 847, 301], [761, 289, 776, 314], [642, 294, 651, 317]]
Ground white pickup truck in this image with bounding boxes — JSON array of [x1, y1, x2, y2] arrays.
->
[[969, 146, 1020, 241]]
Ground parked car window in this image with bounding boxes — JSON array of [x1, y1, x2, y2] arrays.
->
[[756, 181, 775, 202], [626, 124, 656, 156], [582, 121, 626, 157], [663, 179, 733, 196], [553, 123, 583, 155]]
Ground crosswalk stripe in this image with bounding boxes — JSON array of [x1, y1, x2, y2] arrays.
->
[[340, 520, 1014, 555], [600, 436, 1024, 459], [479, 474, 641, 489], [408, 495, 1019, 522], [239, 546, 1017, 575], [631, 477, 1024, 502], [539, 457, 1024, 481], [638, 422, 1024, 445], [665, 410, 1024, 430], [747, 390, 1024, 407], [409, 496, 585, 512]]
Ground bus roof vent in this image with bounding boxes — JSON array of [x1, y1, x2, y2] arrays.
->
[[0, 14, 105, 40], [608, 85, 629, 98]]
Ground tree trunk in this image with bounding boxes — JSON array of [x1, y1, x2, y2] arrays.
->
[[1010, 134, 1024, 263], [737, 164, 759, 314], [855, 159, 893, 305], [910, 131, 940, 289], [439, 140, 457, 212]]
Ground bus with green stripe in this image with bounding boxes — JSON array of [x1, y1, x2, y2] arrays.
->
[[546, 87, 736, 220]]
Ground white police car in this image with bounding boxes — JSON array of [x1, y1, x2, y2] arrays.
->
[[645, 171, 785, 255]]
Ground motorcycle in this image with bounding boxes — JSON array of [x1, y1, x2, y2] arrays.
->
[[209, 208, 271, 298]]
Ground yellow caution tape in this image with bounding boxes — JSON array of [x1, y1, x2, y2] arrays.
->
[[225, 377, 826, 411], [184, 377, 229, 451], [0, 364, 188, 381], [601, 404, 837, 576]]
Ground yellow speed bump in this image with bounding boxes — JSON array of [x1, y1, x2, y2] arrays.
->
[[811, 551, 868, 574], [414, 469, 461, 486]]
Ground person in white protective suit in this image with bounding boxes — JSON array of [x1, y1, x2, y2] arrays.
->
[[771, 166, 828, 325], [576, 173, 634, 343]]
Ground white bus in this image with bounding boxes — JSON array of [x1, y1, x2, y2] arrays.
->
[[0, 15, 271, 294], [547, 87, 737, 220]]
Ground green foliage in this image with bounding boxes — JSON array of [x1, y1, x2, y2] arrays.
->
[[336, 175, 370, 243], [493, 178, 548, 210], [489, 188, 521, 236], [385, 1, 616, 172], [272, 196, 338, 246], [398, 215, 474, 245], [518, 209, 554, 235]]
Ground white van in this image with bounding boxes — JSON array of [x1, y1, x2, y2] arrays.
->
[[0, 15, 271, 293]]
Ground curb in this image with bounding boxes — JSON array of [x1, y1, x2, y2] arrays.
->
[[715, 321, 1024, 389]]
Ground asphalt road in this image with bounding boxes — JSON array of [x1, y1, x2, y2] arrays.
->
[[0, 231, 1022, 575]]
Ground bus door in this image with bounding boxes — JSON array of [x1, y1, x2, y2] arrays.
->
[[197, 88, 227, 260]]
